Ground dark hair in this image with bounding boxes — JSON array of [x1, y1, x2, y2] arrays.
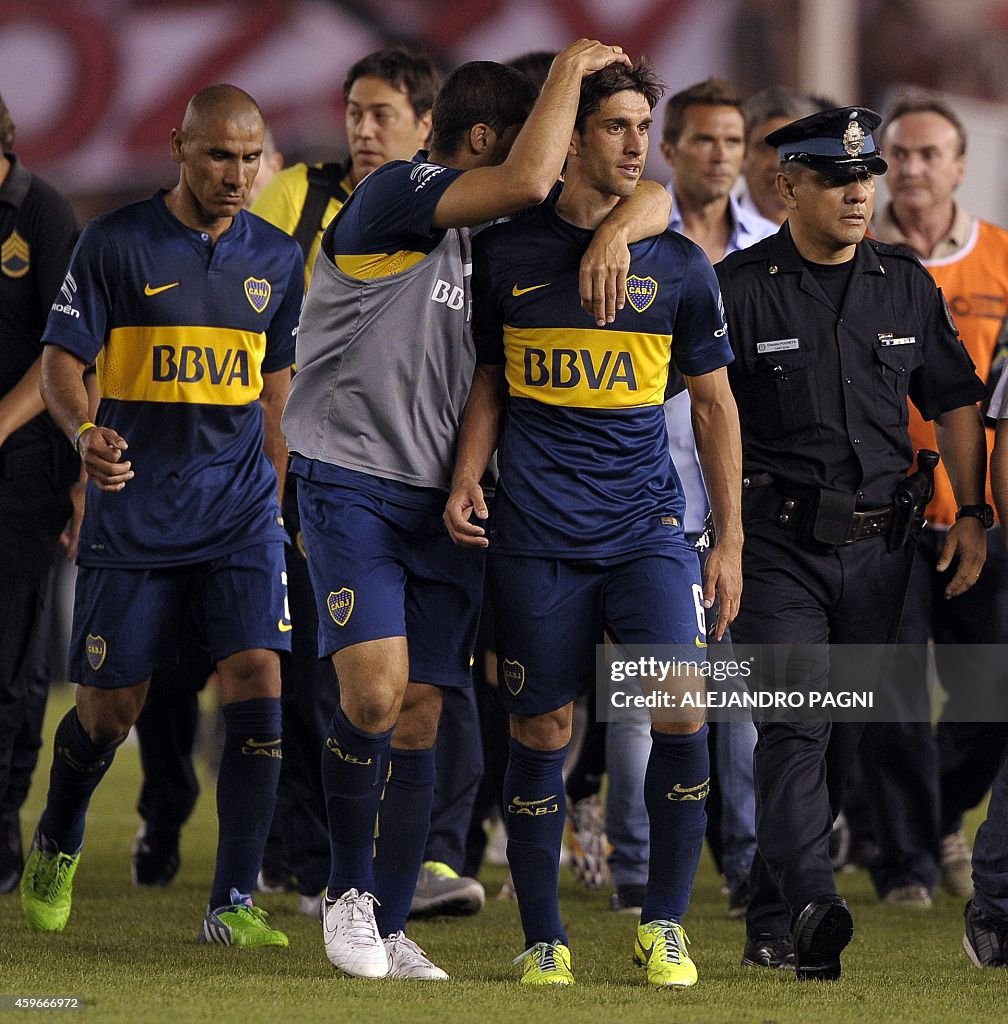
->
[[0, 95, 14, 151], [662, 77, 742, 144], [742, 86, 830, 138], [431, 61, 538, 155], [506, 51, 557, 94], [883, 89, 967, 157], [575, 58, 665, 134], [343, 47, 440, 120]]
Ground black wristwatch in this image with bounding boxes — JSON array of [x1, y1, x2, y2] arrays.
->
[[955, 503, 995, 528]]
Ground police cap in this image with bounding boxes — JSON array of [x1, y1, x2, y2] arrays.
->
[[765, 106, 888, 177]]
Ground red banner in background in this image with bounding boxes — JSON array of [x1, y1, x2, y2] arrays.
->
[[0, 0, 719, 198]]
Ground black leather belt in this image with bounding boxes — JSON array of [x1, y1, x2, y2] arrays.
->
[[743, 476, 894, 545]]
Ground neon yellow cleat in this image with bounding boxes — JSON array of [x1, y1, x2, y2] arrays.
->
[[634, 920, 698, 987], [20, 832, 80, 933], [513, 941, 575, 985], [199, 888, 289, 948]]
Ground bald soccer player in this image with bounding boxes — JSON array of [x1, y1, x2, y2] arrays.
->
[[20, 84, 304, 948]]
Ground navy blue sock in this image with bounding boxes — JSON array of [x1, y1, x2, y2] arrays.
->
[[641, 725, 710, 924], [209, 698, 282, 909], [322, 703, 392, 898], [38, 708, 120, 854], [373, 746, 436, 936], [503, 737, 569, 947]]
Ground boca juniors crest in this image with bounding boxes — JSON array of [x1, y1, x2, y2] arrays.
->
[[244, 276, 271, 313], [327, 587, 355, 627], [502, 658, 525, 696], [85, 634, 107, 671], [626, 275, 658, 313]]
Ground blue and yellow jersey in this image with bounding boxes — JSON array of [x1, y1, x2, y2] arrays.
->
[[285, 152, 471, 504], [473, 202, 732, 559], [321, 152, 463, 281], [43, 192, 304, 568]]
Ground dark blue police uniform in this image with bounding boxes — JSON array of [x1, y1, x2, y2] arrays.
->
[[716, 106, 987, 980]]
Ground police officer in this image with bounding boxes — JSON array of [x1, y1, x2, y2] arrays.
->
[[715, 106, 989, 981], [0, 94, 79, 891]]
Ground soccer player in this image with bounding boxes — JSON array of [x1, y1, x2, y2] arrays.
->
[[444, 59, 743, 987], [282, 40, 673, 980], [19, 84, 304, 947]]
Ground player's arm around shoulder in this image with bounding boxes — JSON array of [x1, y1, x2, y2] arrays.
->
[[579, 179, 673, 327], [431, 40, 631, 230], [684, 365, 743, 639], [444, 362, 506, 548]]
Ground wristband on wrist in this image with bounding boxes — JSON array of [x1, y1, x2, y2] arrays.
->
[[73, 421, 97, 455]]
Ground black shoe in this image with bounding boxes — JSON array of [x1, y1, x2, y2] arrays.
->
[[609, 884, 647, 914], [131, 822, 181, 887], [741, 933, 796, 970], [963, 899, 1008, 967], [792, 894, 853, 981], [0, 813, 23, 894]]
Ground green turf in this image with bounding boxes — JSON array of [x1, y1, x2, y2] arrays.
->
[[0, 685, 1003, 1023]]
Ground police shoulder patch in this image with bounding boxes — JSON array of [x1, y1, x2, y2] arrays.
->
[[1, 230, 30, 278]]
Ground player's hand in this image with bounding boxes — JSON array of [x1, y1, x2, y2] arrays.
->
[[702, 537, 742, 641], [550, 39, 631, 80], [444, 482, 490, 548], [78, 425, 134, 492], [937, 517, 987, 598], [580, 224, 630, 326]]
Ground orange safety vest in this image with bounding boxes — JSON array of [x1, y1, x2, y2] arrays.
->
[[910, 217, 1008, 526]]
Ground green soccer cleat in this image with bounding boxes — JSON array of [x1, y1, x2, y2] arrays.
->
[[513, 940, 575, 985], [20, 831, 80, 933], [634, 920, 698, 988], [199, 888, 289, 948]]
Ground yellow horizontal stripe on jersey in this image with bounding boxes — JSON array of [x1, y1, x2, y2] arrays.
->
[[98, 325, 266, 405], [503, 325, 671, 408], [334, 250, 427, 278]]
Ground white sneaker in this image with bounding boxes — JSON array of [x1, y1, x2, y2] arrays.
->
[[384, 930, 449, 980], [322, 888, 390, 978]]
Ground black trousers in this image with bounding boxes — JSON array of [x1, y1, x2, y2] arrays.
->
[[732, 518, 913, 938], [857, 528, 1008, 895], [0, 459, 75, 810]]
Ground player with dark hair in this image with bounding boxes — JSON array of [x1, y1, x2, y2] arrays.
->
[[445, 58, 743, 988], [254, 47, 440, 288], [19, 84, 304, 948], [283, 40, 675, 981]]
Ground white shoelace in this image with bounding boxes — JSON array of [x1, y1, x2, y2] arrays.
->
[[336, 889, 382, 945]]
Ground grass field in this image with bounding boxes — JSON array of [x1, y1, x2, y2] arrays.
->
[[0, 684, 1003, 1023]]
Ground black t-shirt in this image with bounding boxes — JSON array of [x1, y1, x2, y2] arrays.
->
[[0, 152, 79, 450], [716, 224, 986, 507]]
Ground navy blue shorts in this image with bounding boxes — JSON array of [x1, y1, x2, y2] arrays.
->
[[490, 548, 703, 715], [70, 542, 291, 689], [296, 476, 484, 688]]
